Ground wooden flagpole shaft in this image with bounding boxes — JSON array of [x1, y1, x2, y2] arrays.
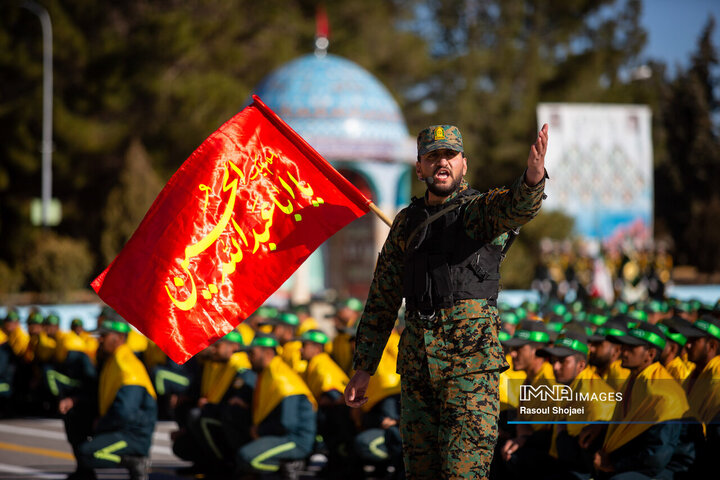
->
[[368, 202, 393, 227]]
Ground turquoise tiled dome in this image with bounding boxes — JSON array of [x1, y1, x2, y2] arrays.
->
[[253, 53, 413, 162]]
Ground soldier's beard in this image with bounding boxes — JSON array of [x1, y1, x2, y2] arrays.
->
[[426, 174, 462, 197]]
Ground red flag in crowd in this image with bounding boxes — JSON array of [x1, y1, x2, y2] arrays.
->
[[92, 96, 370, 364]]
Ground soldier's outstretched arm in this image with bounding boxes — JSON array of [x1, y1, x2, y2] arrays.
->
[[464, 124, 549, 242]]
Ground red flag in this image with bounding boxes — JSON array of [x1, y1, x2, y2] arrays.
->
[[92, 96, 370, 364]]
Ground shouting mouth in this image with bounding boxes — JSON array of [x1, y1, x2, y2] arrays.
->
[[434, 168, 451, 182]]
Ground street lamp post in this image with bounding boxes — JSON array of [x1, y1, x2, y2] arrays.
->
[[21, 0, 53, 227]]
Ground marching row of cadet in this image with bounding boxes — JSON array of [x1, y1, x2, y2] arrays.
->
[[0, 299, 404, 479], [493, 297, 720, 479], [1, 296, 719, 479]]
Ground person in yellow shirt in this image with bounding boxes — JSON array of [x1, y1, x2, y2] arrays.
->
[[61, 319, 156, 480], [268, 312, 306, 374], [657, 321, 693, 383], [19, 311, 46, 414], [292, 303, 320, 336], [500, 320, 555, 476], [538, 332, 616, 478], [172, 331, 255, 476], [682, 315, 720, 477], [236, 334, 317, 476], [593, 322, 693, 479], [0, 309, 29, 415], [331, 297, 364, 374], [70, 318, 99, 362], [299, 329, 355, 476], [587, 317, 631, 391], [44, 318, 96, 407]]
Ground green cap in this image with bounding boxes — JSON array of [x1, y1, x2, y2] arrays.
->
[[689, 299, 703, 311], [657, 324, 687, 347], [4, 309, 20, 323], [627, 328, 666, 350], [550, 303, 568, 316], [592, 298, 609, 309], [521, 301, 539, 313], [539, 333, 590, 357], [340, 298, 364, 313], [255, 306, 279, 319], [249, 334, 279, 349], [514, 307, 528, 320], [647, 300, 667, 313], [276, 312, 300, 327], [100, 320, 131, 334], [70, 318, 83, 328], [627, 310, 648, 322], [546, 321, 565, 333], [675, 301, 692, 313], [27, 312, 44, 325], [299, 329, 330, 345], [500, 312, 519, 326], [693, 317, 720, 341], [218, 330, 244, 344], [44, 314, 60, 326], [417, 125, 464, 156]]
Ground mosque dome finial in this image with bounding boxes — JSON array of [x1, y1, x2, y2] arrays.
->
[[315, 5, 330, 58]]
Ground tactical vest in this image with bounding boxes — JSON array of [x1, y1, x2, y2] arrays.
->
[[402, 188, 502, 312]]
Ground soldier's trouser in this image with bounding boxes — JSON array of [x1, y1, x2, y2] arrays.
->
[[236, 436, 310, 473], [355, 428, 389, 463], [400, 368, 500, 480], [75, 431, 147, 470]]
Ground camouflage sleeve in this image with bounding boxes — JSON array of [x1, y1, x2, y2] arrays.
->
[[464, 170, 547, 243], [352, 210, 407, 375]]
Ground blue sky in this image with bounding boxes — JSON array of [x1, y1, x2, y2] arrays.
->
[[640, 0, 720, 70]]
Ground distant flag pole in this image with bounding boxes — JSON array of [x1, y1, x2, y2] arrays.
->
[[92, 95, 392, 363], [315, 5, 330, 57]]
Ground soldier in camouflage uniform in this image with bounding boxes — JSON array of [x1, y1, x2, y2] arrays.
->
[[345, 123, 549, 479]]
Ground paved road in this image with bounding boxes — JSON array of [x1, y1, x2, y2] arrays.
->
[[0, 418, 190, 479], [0, 418, 394, 479]]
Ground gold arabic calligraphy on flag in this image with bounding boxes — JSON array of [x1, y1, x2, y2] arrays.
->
[[164, 146, 324, 312]]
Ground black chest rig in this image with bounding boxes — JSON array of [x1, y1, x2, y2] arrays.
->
[[402, 188, 503, 312]]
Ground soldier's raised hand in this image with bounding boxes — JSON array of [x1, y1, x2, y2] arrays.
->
[[525, 123, 548, 186]]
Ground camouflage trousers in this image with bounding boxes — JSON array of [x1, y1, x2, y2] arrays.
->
[[400, 363, 500, 479]]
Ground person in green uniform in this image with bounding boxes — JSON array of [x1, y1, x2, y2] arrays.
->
[[61, 319, 157, 480], [345, 123, 549, 479]]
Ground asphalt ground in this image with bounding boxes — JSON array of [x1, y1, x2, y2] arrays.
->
[[0, 418, 191, 479], [0, 418, 391, 480]]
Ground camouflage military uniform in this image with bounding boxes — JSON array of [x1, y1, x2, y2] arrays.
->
[[353, 173, 546, 479]]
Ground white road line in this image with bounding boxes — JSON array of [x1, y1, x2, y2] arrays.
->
[[0, 422, 173, 444], [0, 462, 65, 479], [0, 424, 66, 441], [0, 424, 175, 458]]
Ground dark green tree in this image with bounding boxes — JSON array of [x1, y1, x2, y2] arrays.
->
[[100, 138, 163, 264], [396, 0, 647, 192], [654, 18, 720, 271]]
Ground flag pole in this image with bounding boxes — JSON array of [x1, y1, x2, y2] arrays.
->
[[368, 202, 392, 227]]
